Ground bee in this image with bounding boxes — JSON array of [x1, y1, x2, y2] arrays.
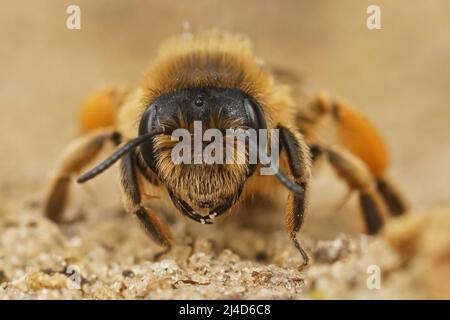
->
[[43, 31, 408, 266]]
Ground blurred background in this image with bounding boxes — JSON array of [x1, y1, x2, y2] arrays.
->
[[0, 0, 449, 233], [1, 1, 450, 300]]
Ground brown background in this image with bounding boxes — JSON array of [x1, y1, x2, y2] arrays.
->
[[1, 1, 449, 232]]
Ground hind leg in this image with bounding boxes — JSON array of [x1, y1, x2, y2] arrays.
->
[[310, 144, 390, 234], [44, 129, 120, 221], [326, 145, 387, 234], [301, 92, 409, 218], [375, 178, 408, 216]]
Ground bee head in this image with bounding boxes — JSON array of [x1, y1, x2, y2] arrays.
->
[[138, 87, 267, 221]]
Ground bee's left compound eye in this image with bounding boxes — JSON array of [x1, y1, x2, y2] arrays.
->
[[244, 98, 267, 131], [242, 98, 269, 177]]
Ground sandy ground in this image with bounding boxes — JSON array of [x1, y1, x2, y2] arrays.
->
[[1, 1, 450, 299]]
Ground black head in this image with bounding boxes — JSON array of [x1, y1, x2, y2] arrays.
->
[[138, 87, 267, 173]]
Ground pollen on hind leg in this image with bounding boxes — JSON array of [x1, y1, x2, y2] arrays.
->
[[332, 101, 390, 178], [79, 86, 129, 134]]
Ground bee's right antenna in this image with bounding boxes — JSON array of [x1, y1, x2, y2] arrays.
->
[[77, 127, 165, 183], [272, 168, 306, 196], [247, 135, 305, 197]]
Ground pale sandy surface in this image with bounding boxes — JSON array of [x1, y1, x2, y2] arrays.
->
[[0, 1, 449, 299]]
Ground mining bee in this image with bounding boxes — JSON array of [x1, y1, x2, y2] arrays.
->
[[44, 31, 408, 266]]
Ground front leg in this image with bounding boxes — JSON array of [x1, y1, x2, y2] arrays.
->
[[278, 126, 312, 267], [120, 152, 173, 248]]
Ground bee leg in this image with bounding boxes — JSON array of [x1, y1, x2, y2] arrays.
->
[[320, 145, 388, 234], [44, 128, 121, 222], [300, 91, 409, 219], [120, 152, 174, 249], [308, 94, 408, 216], [308, 143, 324, 163], [278, 126, 312, 267], [135, 152, 160, 186], [375, 177, 409, 216]]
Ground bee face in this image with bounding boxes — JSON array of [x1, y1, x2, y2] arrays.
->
[[138, 87, 267, 217]]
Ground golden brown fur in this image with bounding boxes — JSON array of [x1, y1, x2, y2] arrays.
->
[[44, 30, 408, 262], [118, 31, 299, 213], [152, 115, 249, 211], [118, 31, 294, 137]]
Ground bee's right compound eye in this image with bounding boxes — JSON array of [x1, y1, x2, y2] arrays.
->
[[138, 105, 160, 174], [139, 104, 158, 135]]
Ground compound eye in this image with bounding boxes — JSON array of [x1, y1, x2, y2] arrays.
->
[[244, 98, 267, 131], [243, 98, 268, 177], [138, 104, 158, 136], [138, 105, 159, 173]]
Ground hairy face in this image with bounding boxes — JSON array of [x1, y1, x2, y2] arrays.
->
[[152, 115, 249, 213]]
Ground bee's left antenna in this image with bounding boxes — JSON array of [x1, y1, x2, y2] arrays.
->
[[77, 127, 165, 183]]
